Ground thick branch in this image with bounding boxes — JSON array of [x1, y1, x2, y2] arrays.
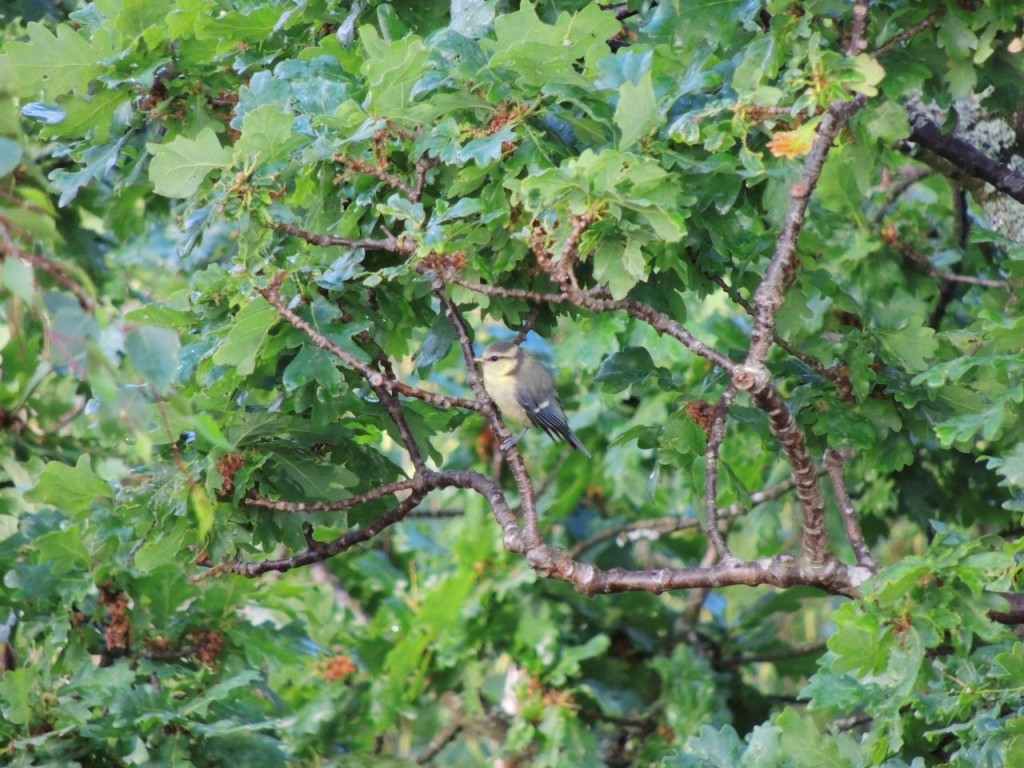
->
[[991, 593, 1024, 625], [532, 544, 869, 598], [845, 0, 870, 56], [733, 365, 832, 570], [747, 96, 867, 363], [905, 109, 1024, 205]]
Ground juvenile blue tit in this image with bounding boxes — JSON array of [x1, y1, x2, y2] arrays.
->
[[475, 341, 590, 456]]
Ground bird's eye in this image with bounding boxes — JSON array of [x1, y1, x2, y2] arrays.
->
[[489, 355, 499, 361]]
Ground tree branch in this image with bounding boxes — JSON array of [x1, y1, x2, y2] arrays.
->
[[905, 108, 1024, 205], [233, 484, 431, 576], [567, 475, 803, 560], [244, 477, 420, 514], [747, 95, 867, 364], [704, 386, 737, 561], [0, 220, 96, 312], [825, 449, 878, 573], [882, 223, 1020, 290], [429, 277, 544, 550], [257, 272, 478, 412], [437, 267, 736, 373], [271, 220, 414, 253], [733, 365, 833, 571]]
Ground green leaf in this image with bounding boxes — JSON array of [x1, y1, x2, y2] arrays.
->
[[45, 88, 126, 143], [985, 443, 1024, 490], [134, 518, 189, 574], [2, 255, 36, 302], [147, 128, 232, 198], [681, 725, 746, 766], [876, 324, 937, 373], [190, 485, 215, 540], [125, 326, 181, 395], [615, 70, 658, 150], [282, 344, 341, 390], [361, 28, 430, 114], [212, 297, 278, 376], [595, 346, 655, 392], [35, 525, 90, 572], [776, 708, 860, 768], [49, 135, 130, 207], [2, 22, 113, 98], [234, 105, 304, 163], [593, 236, 647, 300], [0, 669, 33, 725], [26, 456, 114, 514], [414, 312, 456, 370], [0, 137, 23, 177], [848, 54, 885, 97]]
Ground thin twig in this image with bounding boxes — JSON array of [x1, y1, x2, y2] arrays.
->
[[0, 220, 96, 312], [271, 221, 413, 253], [567, 475, 805, 560], [415, 721, 464, 765], [871, 14, 937, 59], [430, 277, 543, 549], [437, 268, 736, 372], [257, 272, 478, 411], [731, 641, 828, 665], [700, 266, 838, 381], [234, 485, 430, 576], [824, 449, 878, 572], [372, 356, 427, 471], [883, 227, 1018, 289], [244, 477, 420, 514], [704, 387, 737, 560]]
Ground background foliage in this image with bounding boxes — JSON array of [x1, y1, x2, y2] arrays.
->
[[2, 0, 1024, 766]]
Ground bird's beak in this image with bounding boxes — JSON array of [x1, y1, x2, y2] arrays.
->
[[473, 356, 483, 364]]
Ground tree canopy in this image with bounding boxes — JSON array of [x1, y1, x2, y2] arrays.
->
[[2, 0, 1024, 766]]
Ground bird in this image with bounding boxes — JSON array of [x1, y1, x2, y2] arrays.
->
[[475, 341, 590, 456]]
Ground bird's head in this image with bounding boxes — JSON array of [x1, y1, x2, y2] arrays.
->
[[474, 341, 522, 377]]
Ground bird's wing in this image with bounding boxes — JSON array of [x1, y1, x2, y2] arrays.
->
[[516, 386, 571, 443]]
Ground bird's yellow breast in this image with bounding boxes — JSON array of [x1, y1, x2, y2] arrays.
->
[[481, 365, 530, 426]]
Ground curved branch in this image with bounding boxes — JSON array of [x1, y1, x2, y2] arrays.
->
[[233, 485, 430, 576]]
